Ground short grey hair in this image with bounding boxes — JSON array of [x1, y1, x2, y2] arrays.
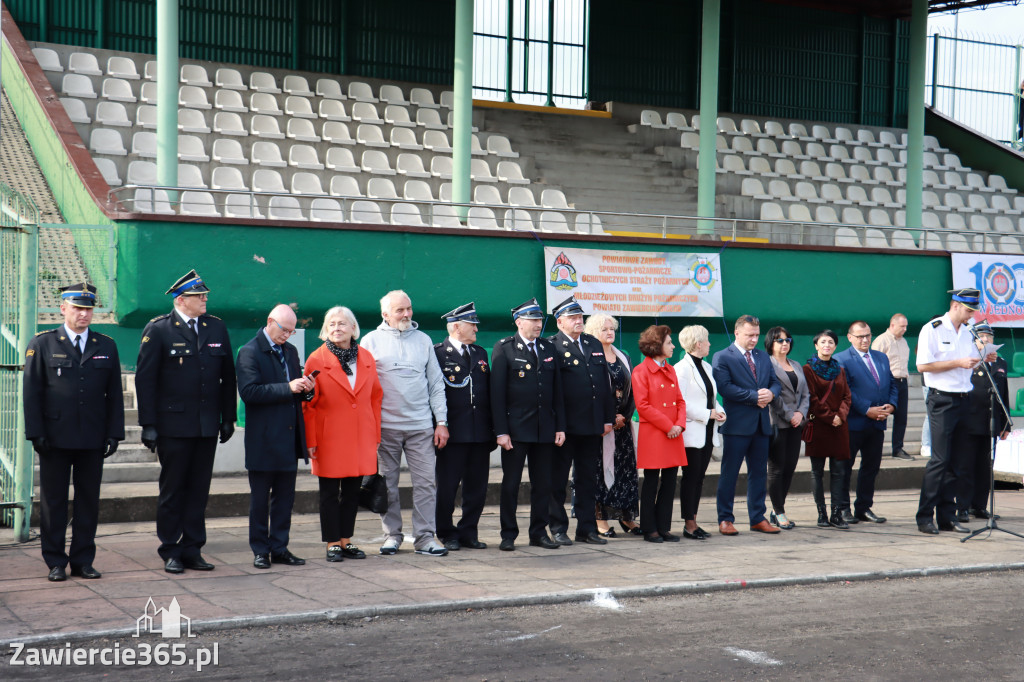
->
[[319, 306, 360, 341], [584, 313, 617, 337], [380, 289, 410, 314], [678, 325, 709, 354]]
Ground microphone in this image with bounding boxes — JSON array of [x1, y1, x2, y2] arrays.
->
[[966, 321, 980, 341]]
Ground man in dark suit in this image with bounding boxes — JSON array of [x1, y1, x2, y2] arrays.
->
[[434, 302, 495, 552], [236, 304, 315, 569], [136, 270, 237, 574], [958, 321, 1009, 521], [24, 283, 124, 582], [835, 321, 898, 525], [546, 295, 614, 546], [490, 298, 566, 551], [712, 314, 781, 536]]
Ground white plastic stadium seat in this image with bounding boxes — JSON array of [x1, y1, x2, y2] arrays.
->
[[215, 89, 248, 112], [126, 160, 157, 186], [178, 135, 209, 163], [62, 74, 97, 98], [410, 88, 439, 109], [390, 203, 425, 227], [179, 85, 211, 109], [177, 164, 207, 188], [348, 82, 378, 102], [60, 98, 90, 123], [268, 196, 305, 221], [250, 72, 281, 94], [33, 48, 63, 72], [68, 52, 102, 76], [396, 154, 430, 178], [329, 175, 362, 197], [575, 213, 604, 234], [760, 203, 785, 222], [474, 185, 503, 205], [351, 102, 383, 124], [250, 92, 283, 116], [541, 189, 569, 209], [96, 101, 131, 127], [640, 110, 668, 129], [250, 115, 284, 139], [497, 161, 529, 185], [325, 148, 360, 173], [508, 187, 538, 207], [471, 159, 497, 183], [180, 191, 219, 217], [416, 109, 447, 130], [214, 112, 248, 136], [361, 150, 396, 175], [390, 127, 422, 150], [423, 130, 452, 153], [350, 200, 384, 224], [319, 99, 351, 121], [539, 211, 570, 232], [310, 198, 345, 222], [215, 68, 246, 90], [177, 109, 210, 134], [429, 204, 463, 229], [211, 166, 247, 191], [356, 124, 388, 148], [316, 79, 345, 100], [285, 96, 316, 119], [467, 206, 499, 229], [283, 75, 314, 97], [287, 118, 321, 142], [367, 178, 398, 200], [504, 209, 534, 231], [487, 135, 519, 158], [133, 189, 175, 214], [289, 145, 324, 170], [403, 180, 435, 202], [180, 64, 212, 87], [251, 169, 286, 193], [102, 78, 137, 103], [90, 129, 127, 156], [322, 121, 355, 145], [130, 131, 157, 158], [431, 156, 453, 179], [224, 194, 264, 219], [379, 85, 409, 105], [94, 158, 122, 187], [291, 172, 324, 195]]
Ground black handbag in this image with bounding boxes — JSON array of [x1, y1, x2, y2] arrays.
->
[[359, 473, 389, 514]]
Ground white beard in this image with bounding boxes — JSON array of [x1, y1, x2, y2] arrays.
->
[[394, 319, 412, 331]]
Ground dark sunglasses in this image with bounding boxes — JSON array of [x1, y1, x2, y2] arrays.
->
[[775, 338, 793, 344]]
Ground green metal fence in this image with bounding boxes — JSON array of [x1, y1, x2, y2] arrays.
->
[[0, 182, 38, 541], [927, 30, 1024, 147], [37, 225, 118, 315]]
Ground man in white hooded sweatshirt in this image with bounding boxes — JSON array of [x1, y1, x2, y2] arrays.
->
[[361, 290, 450, 556]]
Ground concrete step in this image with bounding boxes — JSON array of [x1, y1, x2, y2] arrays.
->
[[33, 460, 162, 485]]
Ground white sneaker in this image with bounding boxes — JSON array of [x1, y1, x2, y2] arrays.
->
[[920, 446, 931, 458], [414, 539, 449, 556], [379, 537, 401, 555]]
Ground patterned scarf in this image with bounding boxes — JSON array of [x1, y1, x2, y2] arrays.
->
[[326, 341, 358, 376], [807, 355, 840, 381]]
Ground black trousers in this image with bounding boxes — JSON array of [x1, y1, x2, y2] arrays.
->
[[837, 428, 885, 514], [247, 469, 297, 555], [767, 427, 803, 514], [959, 434, 995, 513], [156, 436, 217, 561], [38, 447, 104, 569], [640, 467, 678, 535], [435, 441, 491, 544], [916, 391, 970, 526], [810, 457, 844, 507], [318, 476, 361, 542], [891, 378, 909, 454], [500, 441, 553, 541], [679, 425, 714, 521], [550, 433, 601, 537]]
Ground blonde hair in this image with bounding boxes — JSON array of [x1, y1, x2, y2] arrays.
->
[[318, 306, 360, 341], [584, 313, 617, 338], [678, 325, 709, 354]]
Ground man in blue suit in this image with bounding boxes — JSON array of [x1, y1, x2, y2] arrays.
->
[[835, 321, 898, 524], [712, 315, 782, 535]]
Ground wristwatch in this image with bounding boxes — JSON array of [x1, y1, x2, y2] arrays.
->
[[437, 421, 449, 427]]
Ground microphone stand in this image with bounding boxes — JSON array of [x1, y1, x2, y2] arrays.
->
[[962, 331, 1024, 543]]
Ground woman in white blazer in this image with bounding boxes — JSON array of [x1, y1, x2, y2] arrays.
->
[[674, 325, 726, 540]]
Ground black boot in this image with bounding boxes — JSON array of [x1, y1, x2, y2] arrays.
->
[[830, 505, 850, 530], [816, 504, 830, 528]]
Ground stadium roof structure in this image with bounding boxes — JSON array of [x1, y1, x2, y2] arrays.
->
[[772, 0, 1020, 18]]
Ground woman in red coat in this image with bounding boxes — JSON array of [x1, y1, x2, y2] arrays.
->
[[802, 329, 852, 530], [632, 325, 687, 543], [303, 306, 383, 562]]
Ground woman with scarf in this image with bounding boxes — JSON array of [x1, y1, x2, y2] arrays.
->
[[802, 329, 852, 530], [303, 306, 383, 562], [586, 314, 641, 537]]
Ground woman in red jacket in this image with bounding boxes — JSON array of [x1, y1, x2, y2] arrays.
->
[[303, 306, 383, 562], [632, 325, 687, 543]]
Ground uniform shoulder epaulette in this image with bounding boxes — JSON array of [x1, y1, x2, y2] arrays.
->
[[34, 328, 57, 336], [91, 330, 113, 340], [931, 319, 942, 328], [149, 313, 171, 323], [202, 314, 223, 321], [433, 341, 444, 349], [499, 336, 512, 344]]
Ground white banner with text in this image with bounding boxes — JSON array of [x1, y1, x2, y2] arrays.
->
[[951, 252, 1024, 326]]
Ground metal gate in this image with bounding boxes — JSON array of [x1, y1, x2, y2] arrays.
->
[[0, 182, 38, 541]]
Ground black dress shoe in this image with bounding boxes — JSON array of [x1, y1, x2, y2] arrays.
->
[[499, 538, 515, 551], [576, 531, 609, 545], [253, 553, 271, 569], [48, 566, 67, 582], [938, 521, 971, 533], [341, 545, 366, 559], [70, 565, 101, 579], [552, 532, 573, 546], [529, 536, 560, 549], [442, 539, 461, 552], [597, 527, 617, 538], [971, 508, 998, 520], [855, 509, 887, 524], [956, 510, 970, 523], [643, 533, 664, 543], [840, 509, 859, 524], [660, 532, 681, 542], [164, 557, 185, 574], [326, 546, 344, 563], [682, 528, 706, 540], [917, 522, 939, 535], [271, 550, 306, 566], [182, 556, 215, 571], [892, 449, 914, 461], [618, 520, 643, 536], [461, 540, 487, 549]]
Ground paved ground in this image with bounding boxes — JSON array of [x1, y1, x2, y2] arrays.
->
[[2, 486, 1024, 648]]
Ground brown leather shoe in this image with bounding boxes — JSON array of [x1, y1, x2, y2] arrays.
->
[[750, 520, 782, 534], [719, 521, 739, 536]]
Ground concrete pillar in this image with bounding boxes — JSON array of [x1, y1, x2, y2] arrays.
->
[[156, 0, 179, 196], [452, 0, 473, 217], [905, 0, 928, 234], [696, 0, 721, 236]]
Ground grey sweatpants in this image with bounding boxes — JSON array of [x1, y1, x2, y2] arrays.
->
[[378, 427, 437, 548]]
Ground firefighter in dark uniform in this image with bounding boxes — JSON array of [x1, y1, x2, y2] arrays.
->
[[433, 302, 495, 552], [546, 295, 615, 546], [957, 320, 1009, 521], [24, 283, 124, 582], [135, 270, 237, 573], [490, 298, 566, 551]]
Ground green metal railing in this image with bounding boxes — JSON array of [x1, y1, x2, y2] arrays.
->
[[927, 30, 1024, 147], [0, 182, 38, 541], [473, 0, 589, 108], [37, 225, 118, 315]]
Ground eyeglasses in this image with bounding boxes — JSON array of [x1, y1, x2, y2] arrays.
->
[[272, 319, 297, 337], [775, 338, 793, 344], [851, 333, 872, 340]]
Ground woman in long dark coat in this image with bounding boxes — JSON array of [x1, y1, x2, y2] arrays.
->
[[802, 329, 852, 530]]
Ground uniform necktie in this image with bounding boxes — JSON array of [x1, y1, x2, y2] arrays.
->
[[528, 341, 538, 363], [74, 334, 83, 358], [744, 350, 757, 380], [461, 346, 469, 364], [576, 338, 584, 355], [187, 318, 197, 337], [864, 352, 880, 384]]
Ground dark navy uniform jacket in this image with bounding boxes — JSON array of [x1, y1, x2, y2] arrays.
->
[[490, 334, 565, 443], [966, 356, 1010, 436], [434, 338, 495, 445], [23, 327, 125, 450], [135, 311, 237, 437], [546, 330, 615, 436]]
